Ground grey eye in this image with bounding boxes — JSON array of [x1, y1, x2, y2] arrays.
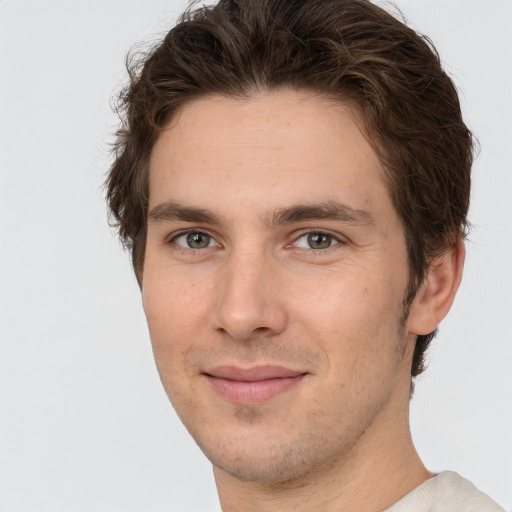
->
[[293, 232, 340, 250], [306, 233, 333, 249], [173, 231, 215, 249], [186, 232, 211, 249]]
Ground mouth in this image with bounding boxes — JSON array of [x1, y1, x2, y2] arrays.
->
[[203, 365, 307, 405]]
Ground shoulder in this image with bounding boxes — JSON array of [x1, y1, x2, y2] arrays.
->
[[431, 472, 505, 512], [385, 471, 506, 512]]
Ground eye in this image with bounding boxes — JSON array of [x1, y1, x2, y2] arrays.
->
[[293, 232, 341, 250], [173, 231, 218, 249]]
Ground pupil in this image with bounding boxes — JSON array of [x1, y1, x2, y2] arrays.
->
[[187, 232, 210, 248], [308, 233, 331, 249]]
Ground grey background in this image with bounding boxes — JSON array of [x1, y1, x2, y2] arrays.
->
[[1, 0, 510, 510]]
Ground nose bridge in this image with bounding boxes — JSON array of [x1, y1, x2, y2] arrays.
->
[[211, 244, 287, 341]]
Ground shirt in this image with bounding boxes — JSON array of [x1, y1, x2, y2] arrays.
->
[[384, 471, 506, 512]]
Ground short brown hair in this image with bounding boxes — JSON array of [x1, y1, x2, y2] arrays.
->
[[106, 0, 474, 377]]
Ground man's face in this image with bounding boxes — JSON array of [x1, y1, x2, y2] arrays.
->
[[143, 90, 416, 483]]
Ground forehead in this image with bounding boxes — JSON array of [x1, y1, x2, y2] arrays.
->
[[148, 89, 389, 217]]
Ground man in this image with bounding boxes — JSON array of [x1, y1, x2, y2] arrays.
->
[[106, 0, 506, 510]]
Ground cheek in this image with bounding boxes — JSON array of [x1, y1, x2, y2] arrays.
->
[[142, 266, 212, 360], [292, 268, 405, 371], [295, 266, 398, 327]]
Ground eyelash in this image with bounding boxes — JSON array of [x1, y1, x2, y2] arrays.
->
[[290, 231, 345, 251], [165, 229, 346, 253], [166, 229, 220, 252]]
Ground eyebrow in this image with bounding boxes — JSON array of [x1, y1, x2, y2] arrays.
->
[[147, 200, 374, 227], [263, 201, 375, 227], [148, 201, 224, 225]]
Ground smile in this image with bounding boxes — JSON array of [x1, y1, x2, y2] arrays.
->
[[204, 365, 307, 405]]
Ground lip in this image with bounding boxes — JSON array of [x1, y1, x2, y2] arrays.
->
[[204, 365, 307, 404]]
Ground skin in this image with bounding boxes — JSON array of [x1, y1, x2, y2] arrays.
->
[[142, 89, 464, 511]]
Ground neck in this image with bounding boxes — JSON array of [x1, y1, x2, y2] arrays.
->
[[214, 387, 429, 512]]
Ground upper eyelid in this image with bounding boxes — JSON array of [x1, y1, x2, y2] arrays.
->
[[166, 228, 219, 242], [163, 227, 347, 249], [291, 228, 347, 243], [165, 230, 222, 254]]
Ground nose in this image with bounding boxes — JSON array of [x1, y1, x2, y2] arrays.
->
[[209, 249, 288, 342]]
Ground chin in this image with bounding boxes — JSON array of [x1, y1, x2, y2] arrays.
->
[[209, 444, 315, 484], [193, 420, 346, 485]]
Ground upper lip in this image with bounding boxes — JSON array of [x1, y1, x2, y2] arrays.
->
[[204, 365, 306, 382]]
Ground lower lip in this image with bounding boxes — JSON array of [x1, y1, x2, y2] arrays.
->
[[206, 375, 305, 404]]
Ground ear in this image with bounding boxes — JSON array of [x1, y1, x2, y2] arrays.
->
[[408, 242, 465, 336]]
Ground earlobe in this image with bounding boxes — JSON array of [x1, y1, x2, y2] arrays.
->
[[408, 242, 465, 336]]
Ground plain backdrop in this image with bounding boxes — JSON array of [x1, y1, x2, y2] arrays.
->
[[1, 1, 511, 511]]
